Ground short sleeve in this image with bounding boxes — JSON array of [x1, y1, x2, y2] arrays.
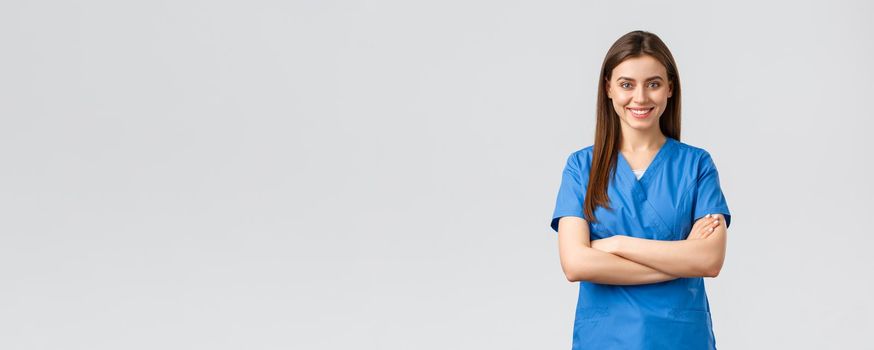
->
[[550, 152, 589, 232], [691, 152, 732, 228]]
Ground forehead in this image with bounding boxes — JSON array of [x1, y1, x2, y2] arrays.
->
[[610, 55, 667, 80]]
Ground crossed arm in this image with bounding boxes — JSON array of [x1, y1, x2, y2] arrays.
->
[[556, 214, 727, 285]]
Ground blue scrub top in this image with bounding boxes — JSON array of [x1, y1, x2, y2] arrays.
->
[[550, 137, 731, 349]]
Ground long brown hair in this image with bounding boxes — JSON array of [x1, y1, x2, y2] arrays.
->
[[583, 30, 682, 223]]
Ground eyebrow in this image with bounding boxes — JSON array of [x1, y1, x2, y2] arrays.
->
[[617, 76, 664, 81]]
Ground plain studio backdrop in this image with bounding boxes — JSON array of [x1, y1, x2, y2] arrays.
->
[[1, 1, 872, 349]]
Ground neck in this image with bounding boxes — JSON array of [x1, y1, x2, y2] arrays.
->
[[620, 127, 666, 153]]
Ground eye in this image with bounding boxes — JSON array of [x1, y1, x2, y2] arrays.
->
[[620, 82, 631, 89], [648, 82, 660, 88]]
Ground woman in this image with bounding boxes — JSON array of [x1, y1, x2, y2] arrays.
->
[[550, 30, 732, 349]]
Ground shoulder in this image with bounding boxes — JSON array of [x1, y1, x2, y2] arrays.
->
[[672, 139, 720, 176], [672, 139, 712, 159], [563, 145, 595, 171], [673, 139, 717, 164]]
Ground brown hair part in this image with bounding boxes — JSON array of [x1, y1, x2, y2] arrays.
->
[[584, 30, 682, 223]]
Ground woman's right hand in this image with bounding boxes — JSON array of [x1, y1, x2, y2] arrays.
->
[[686, 214, 720, 240]]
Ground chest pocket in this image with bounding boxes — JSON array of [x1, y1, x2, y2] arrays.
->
[[590, 200, 676, 241], [588, 204, 641, 240], [588, 206, 620, 240]]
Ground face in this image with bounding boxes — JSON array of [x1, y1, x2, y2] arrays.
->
[[605, 55, 673, 134]]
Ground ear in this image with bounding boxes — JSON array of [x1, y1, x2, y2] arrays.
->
[[668, 81, 673, 98], [605, 78, 612, 99]]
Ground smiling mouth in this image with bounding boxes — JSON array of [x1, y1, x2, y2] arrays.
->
[[627, 107, 654, 118]]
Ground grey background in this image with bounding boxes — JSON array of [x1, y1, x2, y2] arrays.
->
[[1, 0, 872, 349]]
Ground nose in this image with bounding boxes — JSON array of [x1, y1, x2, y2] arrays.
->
[[633, 86, 648, 104]]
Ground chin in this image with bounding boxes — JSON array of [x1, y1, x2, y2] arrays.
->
[[624, 118, 659, 131]]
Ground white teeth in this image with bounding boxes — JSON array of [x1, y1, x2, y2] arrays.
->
[[630, 108, 652, 114]]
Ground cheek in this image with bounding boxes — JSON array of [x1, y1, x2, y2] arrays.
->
[[612, 93, 631, 105]]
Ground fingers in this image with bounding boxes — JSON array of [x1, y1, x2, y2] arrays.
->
[[700, 215, 721, 239], [688, 215, 707, 239], [688, 215, 708, 238], [691, 214, 713, 238], [689, 214, 721, 240]]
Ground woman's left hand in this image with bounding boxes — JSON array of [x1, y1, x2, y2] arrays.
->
[[590, 235, 624, 254]]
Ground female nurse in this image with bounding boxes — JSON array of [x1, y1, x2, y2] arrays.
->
[[550, 30, 732, 349]]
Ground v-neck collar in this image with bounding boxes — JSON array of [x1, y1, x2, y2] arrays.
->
[[616, 137, 675, 188], [612, 137, 677, 240]]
